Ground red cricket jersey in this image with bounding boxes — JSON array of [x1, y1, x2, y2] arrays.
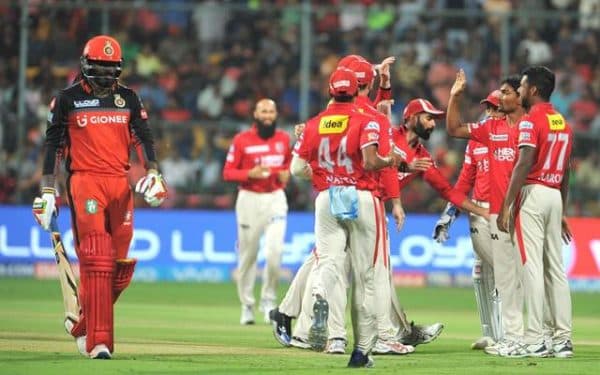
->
[[222, 125, 291, 192], [517, 102, 573, 189], [354, 95, 400, 201], [468, 117, 520, 214], [391, 126, 467, 207], [454, 139, 490, 202], [294, 102, 380, 193]]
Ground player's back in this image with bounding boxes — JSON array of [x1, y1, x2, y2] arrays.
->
[[518, 102, 573, 189], [298, 102, 377, 192]]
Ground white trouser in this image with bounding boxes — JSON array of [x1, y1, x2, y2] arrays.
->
[[235, 189, 288, 307], [312, 189, 382, 353], [514, 184, 572, 344]]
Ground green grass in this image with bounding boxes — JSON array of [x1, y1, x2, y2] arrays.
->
[[0, 279, 599, 374]]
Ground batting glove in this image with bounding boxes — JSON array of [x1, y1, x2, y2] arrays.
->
[[135, 170, 168, 207], [432, 203, 460, 243], [32, 187, 57, 231]]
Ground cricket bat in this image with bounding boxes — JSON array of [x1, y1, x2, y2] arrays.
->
[[49, 216, 80, 325]]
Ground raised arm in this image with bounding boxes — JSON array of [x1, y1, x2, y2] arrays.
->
[[446, 69, 472, 139]]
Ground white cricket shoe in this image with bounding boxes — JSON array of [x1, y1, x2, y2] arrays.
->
[[89, 344, 112, 359], [500, 341, 551, 358], [552, 340, 573, 358], [259, 299, 276, 324], [64, 318, 88, 357], [325, 338, 346, 354], [471, 336, 495, 350], [372, 339, 414, 355], [290, 336, 311, 350], [240, 305, 255, 325]]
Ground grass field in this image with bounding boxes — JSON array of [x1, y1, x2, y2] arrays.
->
[[1, 279, 599, 374]]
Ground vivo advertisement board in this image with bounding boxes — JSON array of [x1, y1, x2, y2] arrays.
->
[[1, 206, 599, 291]]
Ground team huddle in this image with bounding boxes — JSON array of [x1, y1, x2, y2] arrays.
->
[[32, 34, 573, 366]]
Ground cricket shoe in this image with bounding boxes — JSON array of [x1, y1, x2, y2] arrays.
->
[[269, 308, 291, 347], [484, 338, 514, 356], [260, 299, 276, 324], [372, 339, 414, 355], [308, 295, 329, 351], [471, 336, 495, 350], [64, 318, 88, 357], [347, 349, 374, 368], [325, 338, 346, 354], [500, 341, 551, 358], [89, 344, 112, 359], [400, 321, 444, 346], [240, 305, 255, 325], [552, 340, 573, 358], [290, 336, 311, 350]]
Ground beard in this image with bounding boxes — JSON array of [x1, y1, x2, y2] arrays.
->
[[414, 117, 433, 140], [520, 95, 531, 110], [256, 119, 277, 139]]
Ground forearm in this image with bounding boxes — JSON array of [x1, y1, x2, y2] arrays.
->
[[459, 198, 485, 216], [560, 164, 570, 210], [503, 160, 530, 208], [223, 168, 250, 182], [290, 155, 310, 179], [446, 94, 469, 139], [362, 145, 392, 171], [131, 120, 158, 169]]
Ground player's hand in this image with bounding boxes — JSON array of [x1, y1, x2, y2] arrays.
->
[[391, 200, 405, 232], [294, 123, 306, 138], [407, 157, 433, 172], [497, 205, 510, 233], [561, 216, 573, 244], [376, 99, 394, 118], [277, 170, 290, 184], [450, 69, 467, 97], [32, 187, 57, 231], [386, 150, 403, 169], [432, 203, 459, 243], [248, 165, 271, 179], [376, 56, 395, 88], [135, 170, 168, 207]]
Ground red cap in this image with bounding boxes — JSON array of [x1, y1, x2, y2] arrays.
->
[[82, 35, 122, 62], [337, 54, 366, 69], [480, 90, 501, 107], [329, 68, 358, 97], [403, 98, 445, 120], [347, 59, 375, 86]]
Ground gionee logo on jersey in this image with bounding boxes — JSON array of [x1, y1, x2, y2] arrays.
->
[[319, 115, 348, 134], [76, 114, 129, 127], [73, 99, 100, 108]]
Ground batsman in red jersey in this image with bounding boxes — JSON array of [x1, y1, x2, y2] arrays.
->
[[32, 35, 167, 359], [222, 99, 292, 326]]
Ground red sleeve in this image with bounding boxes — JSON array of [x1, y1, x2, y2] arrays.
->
[[379, 166, 400, 201], [467, 119, 491, 146], [454, 143, 476, 196], [423, 165, 468, 207], [359, 119, 382, 149], [373, 87, 392, 106], [517, 116, 537, 148], [222, 135, 249, 182]]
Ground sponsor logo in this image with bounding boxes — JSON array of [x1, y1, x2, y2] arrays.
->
[[365, 121, 380, 131], [367, 132, 379, 141], [493, 147, 515, 162], [75, 113, 129, 127], [464, 155, 472, 164], [393, 146, 407, 159], [491, 233, 499, 240], [519, 120, 534, 130], [318, 115, 349, 134], [73, 99, 100, 108], [260, 154, 285, 167], [114, 94, 126, 108], [490, 133, 509, 142], [519, 132, 531, 142], [245, 144, 270, 154], [85, 199, 98, 214], [547, 113, 566, 130], [473, 147, 488, 155], [332, 80, 350, 89]]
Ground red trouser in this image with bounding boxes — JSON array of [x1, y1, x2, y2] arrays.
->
[[67, 173, 134, 352]]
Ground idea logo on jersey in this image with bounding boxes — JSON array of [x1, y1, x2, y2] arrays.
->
[[319, 115, 349, 134]]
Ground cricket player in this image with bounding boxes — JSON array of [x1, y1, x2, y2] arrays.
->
[[446, 70, 526, 355], [32, 35, 167, 359], [291, 67, 402, 367], [222, 99, 291, 325], [433, 91, 502, 350], [497, 66, 573, 358]]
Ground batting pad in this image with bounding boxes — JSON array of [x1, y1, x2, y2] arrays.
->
[[80, 232, 115, 353]]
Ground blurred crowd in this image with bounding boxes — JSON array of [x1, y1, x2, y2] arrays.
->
[[1, 0, 599, 216]]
